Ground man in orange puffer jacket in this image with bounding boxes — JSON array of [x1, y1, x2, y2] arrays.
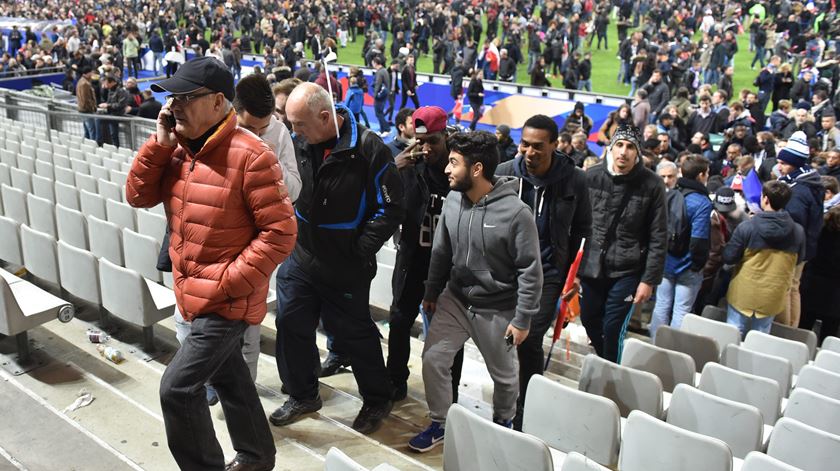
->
[[126, 57, 296, 471]]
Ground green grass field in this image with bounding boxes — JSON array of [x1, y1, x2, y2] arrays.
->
[[328, 19, 756, 99]]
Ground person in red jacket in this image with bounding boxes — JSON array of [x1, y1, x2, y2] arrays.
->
[[126, 57, 297, 471]]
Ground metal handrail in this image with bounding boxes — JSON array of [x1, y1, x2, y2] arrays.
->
[[0, 66, 67, 80], [0, 90, 156, 151]]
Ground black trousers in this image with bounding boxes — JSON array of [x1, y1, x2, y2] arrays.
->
[[160, 313, 275, 470], [580, 274, 641, 363], [275, 253, 393, 404], [400, 89, 420, 110], [514, 280, 563, 428]]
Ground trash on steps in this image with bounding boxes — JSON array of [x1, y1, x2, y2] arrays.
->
[[63, 389, 95, 413]]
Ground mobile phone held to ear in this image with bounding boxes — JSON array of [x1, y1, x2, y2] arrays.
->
[[166, 113, 176, 130]]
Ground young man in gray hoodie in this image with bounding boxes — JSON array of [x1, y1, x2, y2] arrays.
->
[[408, 131, 544, 452]]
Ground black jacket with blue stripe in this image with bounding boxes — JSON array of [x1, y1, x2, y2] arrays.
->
[[292, 107, 405, 286]]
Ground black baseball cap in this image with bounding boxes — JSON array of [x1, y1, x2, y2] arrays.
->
[[151, 56, 235, 101], [714, 187, 737, 213]]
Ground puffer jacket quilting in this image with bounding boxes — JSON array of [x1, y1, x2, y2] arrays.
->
[[126, 112, 297, 324]]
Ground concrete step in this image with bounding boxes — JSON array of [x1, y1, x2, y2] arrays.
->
[[0, 270, 655, 470]]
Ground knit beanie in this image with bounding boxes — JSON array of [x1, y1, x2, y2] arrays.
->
[[777, 131, 810, 168], [610, 123, 642, 155]]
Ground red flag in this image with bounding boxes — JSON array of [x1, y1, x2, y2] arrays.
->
[[551, 239, 586, 343]]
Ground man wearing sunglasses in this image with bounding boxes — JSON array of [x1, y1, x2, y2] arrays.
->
[[126, 57, 297, 471]]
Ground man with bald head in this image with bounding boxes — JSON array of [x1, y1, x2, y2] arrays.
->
[[270, 83, 405, 434]]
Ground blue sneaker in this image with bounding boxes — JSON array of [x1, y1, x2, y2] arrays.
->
[[408, 421, 445, 452], [493, 417, 513, 429], [206, 385, 219, 406]]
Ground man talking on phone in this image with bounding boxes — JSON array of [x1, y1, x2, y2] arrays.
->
[[408, 131, 543, 452], [126, 57, 296, 471]]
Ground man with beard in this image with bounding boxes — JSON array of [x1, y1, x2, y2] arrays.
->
[[409, 130, 542, 452], [386, 106, 463, 402], [496, 114, 592, 430], [578, 124, 668, 362]]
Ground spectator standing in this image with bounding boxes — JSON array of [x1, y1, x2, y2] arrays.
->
[[776, 132, 825, 327], [137, 90, 162, 120], [343, 76, 365, 124], [123, 32, 140, 79], [372, 57, 392, 136], [819, 111, 840, 151], [467, 69, 485, 131], [386, 107, 416, 158], [820, 150, 840, 179], [96, 75, 131, 148], [578, 52, 593, 92], [498, 49, 516, 83], [234, 74, 302, 204], [386, 106, 463, 403], [686, 94, 720, 137], [561, 102, 594, 136], [400, 55, 420, 110], [530, 56, 552, 87], [632, 89, 651, 130], [271, 83, 404, 435], [724, 181, 805, 337], [495, 124, 517, 163], [644, 69, 670, 123], [126, 57, 294, 471], [649, 156, 713, 338], [496, 115, 591, 430], [410, 131, 543, 451], [578, 125, 668, 362], [800, 205, 840, 342], [149, 29, 165, 75], [76, 66, 97, 142]]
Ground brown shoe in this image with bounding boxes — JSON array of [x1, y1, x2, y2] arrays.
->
[[224, 458, 274, 471]]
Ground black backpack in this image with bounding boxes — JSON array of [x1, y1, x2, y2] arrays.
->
[[666, 188, 692, 257]]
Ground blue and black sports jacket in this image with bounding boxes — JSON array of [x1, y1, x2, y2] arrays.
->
[[292, 106, 405, 285]]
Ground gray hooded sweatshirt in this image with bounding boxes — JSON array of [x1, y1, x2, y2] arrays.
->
[[424, 176, 544, 330]]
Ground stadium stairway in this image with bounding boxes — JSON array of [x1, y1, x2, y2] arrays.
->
[[0, 113, 647, 470], [0, 270, 610, 470]]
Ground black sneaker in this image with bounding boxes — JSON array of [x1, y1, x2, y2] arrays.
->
[[268, 396, 323, 426], [319, 354, 351, 378], [392, 383, 407, 402], [351, 401, 393, 434]]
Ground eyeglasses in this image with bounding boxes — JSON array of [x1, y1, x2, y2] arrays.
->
[[166, 91, 217, 104]]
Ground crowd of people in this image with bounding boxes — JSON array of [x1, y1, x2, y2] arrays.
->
[[4, 0, 840, 470]]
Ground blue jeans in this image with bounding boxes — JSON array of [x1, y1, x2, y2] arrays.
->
[[528, 51, 539, 74], [83, 117, 97, 142], [153, 52, 165, 74], [374, 97, 390, 133], [751, 46, 766, 68], [580, 274, 641, 363], [726, 304, 774, 339], [578, 79, 592, 92], [704, 68, 720, 86], [649, 269, 703, 341], [160, 313, 275, 469]]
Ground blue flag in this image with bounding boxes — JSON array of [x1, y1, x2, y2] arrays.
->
[[742, 169, 762, 213]]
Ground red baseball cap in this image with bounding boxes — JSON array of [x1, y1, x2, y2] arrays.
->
[[413, 106, 448, 135]]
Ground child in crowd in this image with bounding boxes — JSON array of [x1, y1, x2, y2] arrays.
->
[[723, 181, 806, 337]]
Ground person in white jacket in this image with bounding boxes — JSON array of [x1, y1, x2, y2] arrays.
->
[[233, 74, 302, 202]]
